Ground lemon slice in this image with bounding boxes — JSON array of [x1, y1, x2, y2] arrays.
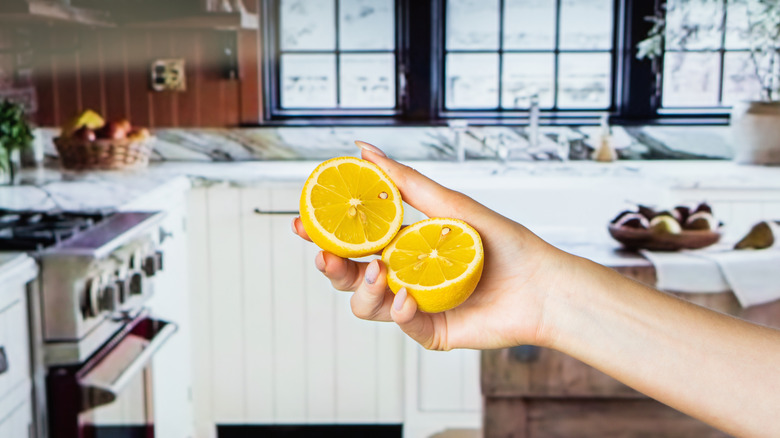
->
[[382, 218, 484, 313], [300, 157, 404, 258]]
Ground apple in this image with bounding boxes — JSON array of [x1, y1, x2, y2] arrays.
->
[[116, 118, 132, 133], [127, 127, 151, 140], [72, 126, 96, 141], [96, 121, 128, 140]]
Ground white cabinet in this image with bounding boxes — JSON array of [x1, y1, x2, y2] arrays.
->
[[188, 184, 405, 438]]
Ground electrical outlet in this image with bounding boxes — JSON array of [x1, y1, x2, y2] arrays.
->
[[150, 59, 186, 92]]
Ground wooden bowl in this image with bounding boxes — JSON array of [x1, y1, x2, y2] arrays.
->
[[608, 224, 722, 251]]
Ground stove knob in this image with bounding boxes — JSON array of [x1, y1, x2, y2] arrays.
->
[[129, 272, 143, 295], [82, 278, 101, 318], [101, 284, 118, 312], [143, 255, 157, 277], [115, 278, 131, 303]]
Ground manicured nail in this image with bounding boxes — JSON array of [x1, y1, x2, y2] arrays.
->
[[291, 218, 298, 234], [365, 260, 379, 285], [315, 251, 326, 272], [393, 288, 407, 311], [355, 140, 387, 158]]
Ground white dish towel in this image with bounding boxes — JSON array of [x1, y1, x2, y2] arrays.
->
[[639, 245, 780, 308]]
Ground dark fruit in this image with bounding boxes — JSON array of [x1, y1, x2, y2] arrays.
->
[[611, 210, 634, 224], [615, 213, 650, 229], [637, 205, 657, 220], [72, 126, 96, 141], [96, 121, 128, 140], [673, 205, 693, 224], [685, 211, 718, 231], [695, 202, 713, 215]]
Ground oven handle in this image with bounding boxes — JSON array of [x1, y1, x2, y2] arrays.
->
[[79, 319, 178, 409]]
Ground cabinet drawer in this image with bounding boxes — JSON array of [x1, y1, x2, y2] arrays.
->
[[0, 285, 30, 403]]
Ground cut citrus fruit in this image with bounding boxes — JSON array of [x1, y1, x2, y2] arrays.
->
[[300, 156, 404, 258], [382, 218, 484, 313]]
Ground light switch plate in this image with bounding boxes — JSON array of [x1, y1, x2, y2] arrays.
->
[[150, 58, 186, 92]]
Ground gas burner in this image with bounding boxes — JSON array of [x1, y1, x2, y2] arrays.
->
[[0, 209, 114, 251]]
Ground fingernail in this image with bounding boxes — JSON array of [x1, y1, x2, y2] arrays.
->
[[355, 140, 387, 158], [365, 260, 379, 285], [291, 218, 298, 234], [315, 251, 326, 272], [393, 288, 407, 311]]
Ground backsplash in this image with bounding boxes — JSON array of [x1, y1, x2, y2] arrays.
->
[[34, 125, 735, 162]]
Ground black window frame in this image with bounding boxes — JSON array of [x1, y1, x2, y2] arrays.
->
[[258, 0, 731, 126]]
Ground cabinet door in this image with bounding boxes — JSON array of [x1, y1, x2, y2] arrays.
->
[[148, 197, 195, 438]]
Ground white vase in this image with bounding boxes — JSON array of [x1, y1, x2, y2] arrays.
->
[[730, 101, 780, 165]]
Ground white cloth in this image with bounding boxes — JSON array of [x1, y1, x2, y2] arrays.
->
[[640, 244, 780, 308]]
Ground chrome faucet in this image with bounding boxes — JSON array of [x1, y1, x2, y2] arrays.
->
[[448, 119, 468, 163], [528, 93, 540, 150]]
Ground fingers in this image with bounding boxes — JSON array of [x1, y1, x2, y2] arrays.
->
[[292, 217, 312, 242], [356, 141, 487, 222], [349, 259, 395, 322], [316, 251, 364, 292], [391, 288, 445, 350]]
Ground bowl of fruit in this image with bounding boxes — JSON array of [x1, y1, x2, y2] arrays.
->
[[53, 110, 152, 170], [608, 202, 723, 251]]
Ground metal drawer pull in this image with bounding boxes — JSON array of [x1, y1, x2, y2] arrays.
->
[[0, 347, 7, 375], [254, 208, 300, 215]]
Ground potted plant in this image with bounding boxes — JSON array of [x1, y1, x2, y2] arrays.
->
[[0, 99, 34, 184], [638, 0, 780, 164]]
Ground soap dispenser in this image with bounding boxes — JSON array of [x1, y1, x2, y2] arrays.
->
[[594, 114, 617, 162]]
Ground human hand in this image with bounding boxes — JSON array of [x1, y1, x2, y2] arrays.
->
[[292, 141, 576, 351]]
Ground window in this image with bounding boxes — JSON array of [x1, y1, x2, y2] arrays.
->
[[661, 0, 765, 109], [443, 0, 616, 111], [261, 0, 761, 123], [272, 0, 398, 113]]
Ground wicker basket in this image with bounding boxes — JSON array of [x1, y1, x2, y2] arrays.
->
[[53, 137, 153, 170]]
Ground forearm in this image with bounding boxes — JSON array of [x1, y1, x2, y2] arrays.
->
[[544, 253, 780, 438]]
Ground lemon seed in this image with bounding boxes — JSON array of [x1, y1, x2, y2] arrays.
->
[[441, 227, 451, 236], [378, 192, 388, 199], [348, 206, 357, 217]]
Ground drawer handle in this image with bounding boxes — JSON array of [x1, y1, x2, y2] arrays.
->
[[0, 346, 7, 375], [508, 345, 541, 363], [254, 208, 299, 216]]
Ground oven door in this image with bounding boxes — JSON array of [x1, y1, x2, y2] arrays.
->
[[47, 315, 177, 438]]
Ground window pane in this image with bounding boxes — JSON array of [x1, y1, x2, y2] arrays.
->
[[559, 0, 613, 50], [339, 0, 394, 50], [503, 0, 556, 50], [281, 54, 337, 108], [557, 53, 611, 109], [281, 0, 336, 51], [725, 0, 762, 50], [662, 52, 720, 107], [339, 54, 395, 108], [502, 53, 554, 109], [722, 51, 765, 105], [445, 53, 499, 109], [664, 0, 724, 51], [446, 0, 499, 50]]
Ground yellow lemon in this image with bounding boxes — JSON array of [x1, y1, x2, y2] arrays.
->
[[382, 218, 484, 313], [300, 157, 404, 258]]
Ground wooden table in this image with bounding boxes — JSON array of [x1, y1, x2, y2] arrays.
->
[[481, 246, 780, 438]]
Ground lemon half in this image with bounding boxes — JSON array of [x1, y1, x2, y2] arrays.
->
[[300, 157, 404, 258]]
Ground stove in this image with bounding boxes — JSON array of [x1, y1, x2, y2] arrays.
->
[[1, 208, 176, 438]]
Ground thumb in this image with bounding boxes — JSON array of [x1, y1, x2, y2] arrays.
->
[[390, 288, 445, 350], [355, 141, 486, 222]]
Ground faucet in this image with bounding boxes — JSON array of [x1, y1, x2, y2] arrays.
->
[[528, 93, 540, 150], [448, 119, 469, 163]]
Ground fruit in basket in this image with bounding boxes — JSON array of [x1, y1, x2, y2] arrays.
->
[[614, 212, 649, 229], [72, 126, 96, 142], [96, 121, 129, 140], [684, 211, 718, 231], [128, 127, 151, 140], [734, 221, 776, 250], [649, 215, 682, 235], [61, 109, 105, 137]]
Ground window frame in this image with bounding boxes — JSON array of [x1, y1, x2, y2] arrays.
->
[[259, 0, 731, 126]]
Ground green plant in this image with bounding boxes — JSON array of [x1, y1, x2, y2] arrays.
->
[[638, 0, 780, 101], [0, 99, 34, 183]]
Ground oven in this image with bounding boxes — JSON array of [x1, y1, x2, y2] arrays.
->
[[46, 313, 176, 438]]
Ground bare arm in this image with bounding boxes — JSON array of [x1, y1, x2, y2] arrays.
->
[[294, 142, 780, 437]]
